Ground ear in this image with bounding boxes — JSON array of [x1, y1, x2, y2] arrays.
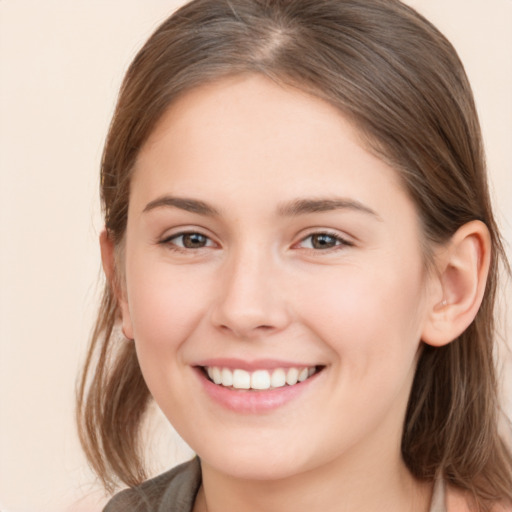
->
[[421, 220, 491, 347], [99, 229, 134, 340]]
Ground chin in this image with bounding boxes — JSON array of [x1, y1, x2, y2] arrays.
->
[[195, 440, 319, 482], [209, 457, 305, 481]]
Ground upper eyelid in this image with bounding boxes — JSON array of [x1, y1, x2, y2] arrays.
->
[[296, 229, 354, 244], [167, 232, 211, 241], [297, 235, 351, 248], [157, 230, 216, 249], [286, 231, 354, 255], [159, 226, 214, 241], [157, 227, 354, 246]]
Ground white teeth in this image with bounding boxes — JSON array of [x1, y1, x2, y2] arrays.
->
[[232, 369, 251, 389], [270, 368, 286, 388], [221, 367, 233, 387], [211, 367, 222, 385], [286, 367, 299, 385], [298, 368, 309, 382], [251, 370, 271, 390], [205, 365, 318, 390]]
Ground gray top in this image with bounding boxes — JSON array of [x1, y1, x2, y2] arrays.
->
[[103, 458, 202, 512], [103, 458, 446, 512]]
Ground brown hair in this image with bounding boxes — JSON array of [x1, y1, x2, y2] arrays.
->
[[77, 0, 512, 508]]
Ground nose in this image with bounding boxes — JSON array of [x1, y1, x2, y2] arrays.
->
[[210, 247, 291, 339]]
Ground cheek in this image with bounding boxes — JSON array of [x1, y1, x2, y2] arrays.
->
[[124, 257, 215, 413], [125, 255, 212, 353], [299, 261, 426, 371]]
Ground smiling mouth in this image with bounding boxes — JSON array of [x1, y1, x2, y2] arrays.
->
[[201, 365, 323, 391]]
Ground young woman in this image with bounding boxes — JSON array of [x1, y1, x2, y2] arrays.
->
[[77, 0, 512, 510]]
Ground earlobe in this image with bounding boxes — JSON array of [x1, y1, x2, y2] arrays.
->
[[99, 230, 134, 340], [422, 220, 491, 347]]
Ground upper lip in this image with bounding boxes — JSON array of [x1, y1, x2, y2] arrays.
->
[[194, 358, 321, 371]]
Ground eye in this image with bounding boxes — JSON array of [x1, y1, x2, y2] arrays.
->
[[298, 232, 352, 250], [161, 232, 215, 249]]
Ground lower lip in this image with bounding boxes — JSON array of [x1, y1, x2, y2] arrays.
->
[[195, 368, 320, 413]]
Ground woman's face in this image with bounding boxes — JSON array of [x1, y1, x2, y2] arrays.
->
[[119, 74, 436, 480]]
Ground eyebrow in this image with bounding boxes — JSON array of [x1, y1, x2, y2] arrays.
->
[[142, 195, 381, 220], [278, 198, 381, 220], [143, 196, 220, 216]]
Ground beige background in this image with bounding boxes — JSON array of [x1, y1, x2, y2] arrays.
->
[[0, 1, 511, 511]]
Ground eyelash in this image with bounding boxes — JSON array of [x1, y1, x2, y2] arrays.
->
[[296, 231, 353, 251], [159, 231, 216, 251], [159, 230, 353, 253]]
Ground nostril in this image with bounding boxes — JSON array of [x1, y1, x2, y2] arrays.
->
[[210, 291, 291, 337], [218, 323, 275, 336]]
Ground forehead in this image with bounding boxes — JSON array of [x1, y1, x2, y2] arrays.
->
[[132, 74, 416, 226], [139, 73, 364, 160]]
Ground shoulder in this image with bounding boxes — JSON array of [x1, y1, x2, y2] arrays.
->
[[103, 457, 202, 512]]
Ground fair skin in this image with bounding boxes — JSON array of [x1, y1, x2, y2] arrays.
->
[[101, 74, 490, 512]]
